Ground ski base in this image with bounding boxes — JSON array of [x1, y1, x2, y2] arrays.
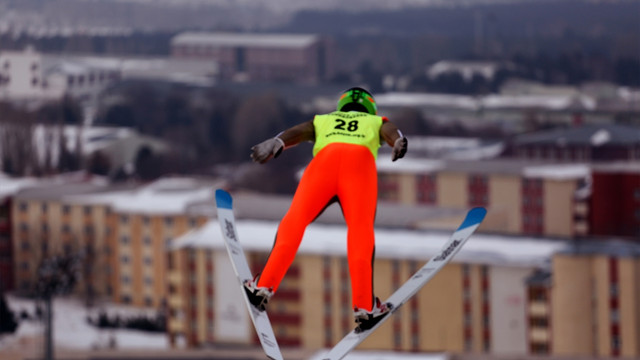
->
[[215, 189, 283, 360]]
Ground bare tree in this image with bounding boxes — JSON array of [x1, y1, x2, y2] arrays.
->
[[0, 103, 38, 176]]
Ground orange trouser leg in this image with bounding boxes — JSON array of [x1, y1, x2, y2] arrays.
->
[[257, 146, 338, 292], [338, 146, 377, 312], [257, 143, 378, 312]]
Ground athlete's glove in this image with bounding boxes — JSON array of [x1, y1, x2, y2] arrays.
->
[[391, 137, 407, 162], [251, 137, 285, 164]]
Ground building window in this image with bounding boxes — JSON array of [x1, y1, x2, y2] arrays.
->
[[120, 215, 129, 224], [120, 236, 130, 245]]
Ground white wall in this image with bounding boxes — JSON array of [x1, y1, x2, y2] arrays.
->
[[489, 266, 532, 355], [214, 250, 251, 343], [0, 48, 43, 99]]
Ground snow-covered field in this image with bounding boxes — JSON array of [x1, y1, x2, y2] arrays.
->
[[2, 294, 452, 360], [0, 294, 169, 352]]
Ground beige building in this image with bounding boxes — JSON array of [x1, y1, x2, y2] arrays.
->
[[376, 158, 591, 238], [11, 177, 219, 308], [166, 218, 564, 355], [527, 243, 640, 358], [12, 181, 116, 298]]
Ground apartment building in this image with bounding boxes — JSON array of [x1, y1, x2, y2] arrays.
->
[[376, 158, 591, 238], [10, 176, 220, 308], [166, 218, 565, 354], [525, 242, 640, 358], [170, 32, 334, 84], [11, 181, 116, 297], [0, 196, 14, 291]]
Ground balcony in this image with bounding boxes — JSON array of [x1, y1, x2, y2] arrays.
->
[[528, 302, 549, 316], [529, 327, 550, 342]]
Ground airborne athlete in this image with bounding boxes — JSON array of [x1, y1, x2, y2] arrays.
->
[[245, 86, 408, 332]]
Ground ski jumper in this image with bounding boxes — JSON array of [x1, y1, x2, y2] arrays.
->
[[257, 111, 386, 311]]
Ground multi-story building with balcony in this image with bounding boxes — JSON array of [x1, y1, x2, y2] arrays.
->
[[166, 218, 568, 355], [376, 158, 592, 238], [167, 217, 640, 357], [10, 176, 220, 308], [0, 175, 42, 292], [525, 242, 640, 358], [11, 181, 112, 296]]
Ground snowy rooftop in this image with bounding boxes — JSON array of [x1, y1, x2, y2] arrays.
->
[[172, 219, 567, 268], [64, 177, 222, 216], [376, 92, 597, 112], [0, 174, 40, 200], [171, 32, 319, 48]]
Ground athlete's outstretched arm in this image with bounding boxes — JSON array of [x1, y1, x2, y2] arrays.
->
[[251, 120, 315, 164], [380, 121, 407, 161], [277, 120, 315, 147]]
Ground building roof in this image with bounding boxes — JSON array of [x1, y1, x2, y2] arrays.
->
[[525, 269, 552, 286], [591, 161, 640, 174], [514, 124, 640, 147], [377, 157, 591, 180], [0, 174, 40, 200], [376, 92, 598, 112], [13, 178, 112, 201], [171, 32, 319, 49], [64, 177, 223, 216], [229, 190, 467, 229], [561, 239, 640, 257], [171, 218, 568, 268]]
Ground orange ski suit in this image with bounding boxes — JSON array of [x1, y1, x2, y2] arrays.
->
[[257, 111, 387, 311]]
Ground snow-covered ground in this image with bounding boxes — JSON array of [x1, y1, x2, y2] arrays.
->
[[0, 295, 168, 352], [309, 350, 449, 360]]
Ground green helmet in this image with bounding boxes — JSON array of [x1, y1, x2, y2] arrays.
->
[[337, 87, 378, 115]]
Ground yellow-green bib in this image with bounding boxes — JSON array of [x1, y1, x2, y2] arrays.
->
[[312, 111, 384, 159]]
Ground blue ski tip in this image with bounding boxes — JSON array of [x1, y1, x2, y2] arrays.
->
[[457, 207, 487, 230], [215, 189, 233, 209]]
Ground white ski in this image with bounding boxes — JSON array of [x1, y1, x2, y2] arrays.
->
[[215, 189, 283, 360], [322, 207, 487, 360]]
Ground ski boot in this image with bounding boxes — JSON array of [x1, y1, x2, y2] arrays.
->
[[353, 297, 393, 333], [243, 276, 273, 312]]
